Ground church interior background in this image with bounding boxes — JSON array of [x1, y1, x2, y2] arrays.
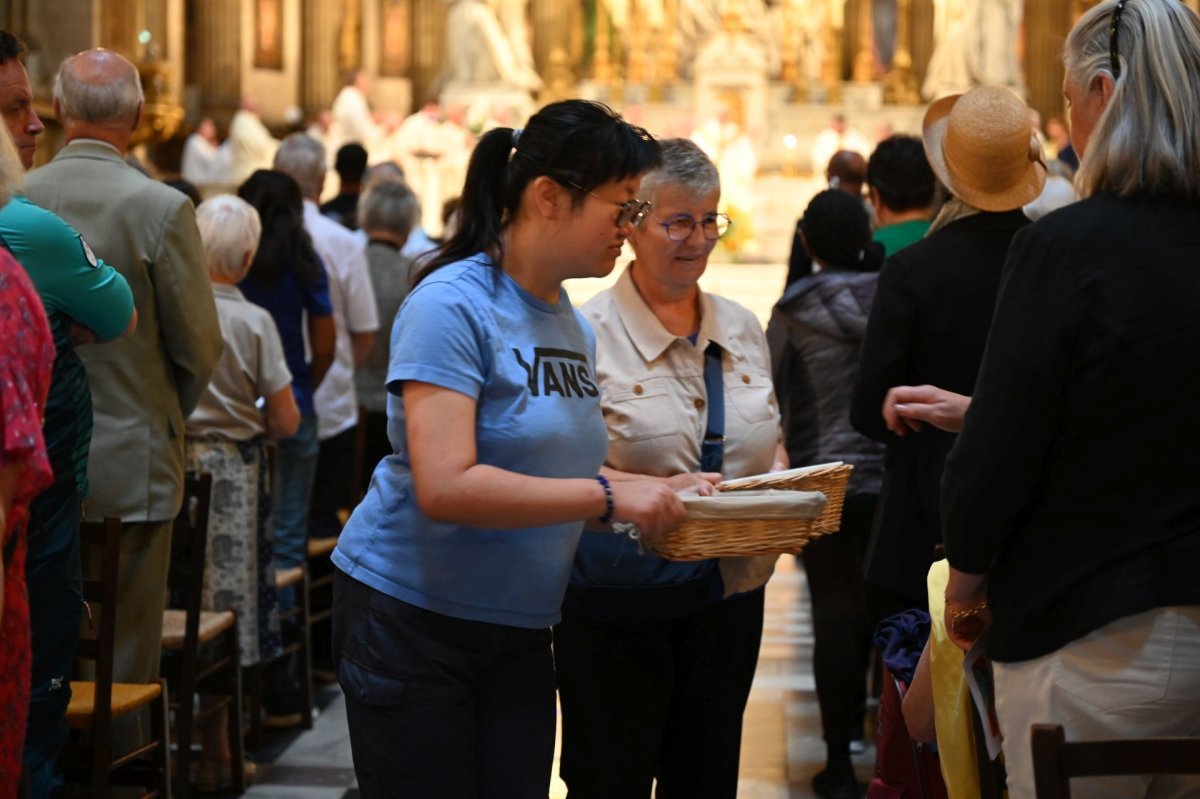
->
[[7, 0, 1200, 306], [6, 3, 1200, 796]]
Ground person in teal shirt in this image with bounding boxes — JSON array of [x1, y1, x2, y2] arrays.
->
[[0, 192, 135, 797], [866, 135, 936, 257]]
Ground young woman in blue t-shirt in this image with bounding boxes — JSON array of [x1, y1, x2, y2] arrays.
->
[[331, 99, 686, 797]]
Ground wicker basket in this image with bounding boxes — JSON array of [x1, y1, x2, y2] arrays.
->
[[646, 462, 855, 561]]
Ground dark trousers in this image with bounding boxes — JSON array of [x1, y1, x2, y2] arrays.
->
[[309, 425, 358, 540], [554, 588, 765, 799], [802, 492, 877, 753], [332, 571, 556, 799], [23, 484, 82, 799]]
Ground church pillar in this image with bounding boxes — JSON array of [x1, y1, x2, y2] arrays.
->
[[410, 0, 447, 106], [190, 0, 241, 118], [1025, 0, 1073, 128], [530, 0, 578, 77], [910, 0, 934, 86], [301, 0, 341, 114]]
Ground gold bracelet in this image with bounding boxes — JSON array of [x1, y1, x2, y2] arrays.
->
[[947, 599, 989, 620]]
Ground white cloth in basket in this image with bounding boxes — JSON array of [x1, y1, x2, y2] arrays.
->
[[681, 489, 827, 521]]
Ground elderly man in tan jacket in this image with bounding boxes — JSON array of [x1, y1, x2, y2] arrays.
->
[[25, 48, 221, 748]]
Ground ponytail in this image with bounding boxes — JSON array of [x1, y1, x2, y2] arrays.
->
[[416, 99, 661, 284]]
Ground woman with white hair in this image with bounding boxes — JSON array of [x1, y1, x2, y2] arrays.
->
[[186, 194, 300, 790], [354, 177, 420, 494], [938, 1, 1200, 795]]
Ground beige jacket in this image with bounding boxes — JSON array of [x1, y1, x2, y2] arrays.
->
[[26, 140, 222, 522], [581, 266, 783, 593]]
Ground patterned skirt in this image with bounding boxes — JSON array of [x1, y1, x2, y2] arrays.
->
[[185, 437, 283, 666]]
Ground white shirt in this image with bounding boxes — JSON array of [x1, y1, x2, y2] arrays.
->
[[331, 85, 383, 160], [304, 199, 380, 439], [181, 134, 233, 184], [228, 110, 279, 184]]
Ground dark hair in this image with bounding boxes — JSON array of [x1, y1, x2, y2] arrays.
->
[[0, 31, 23, 65], [826, 150, 866, 190], [866, 135, 937, 212], [163, 178, 201, 207], [801, 189, 883, 272], [335, 143, 369, 183], [419, 99, 660, 279], [236, 169, 323, 289]]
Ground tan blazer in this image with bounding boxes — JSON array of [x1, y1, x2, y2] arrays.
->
[[26, 140, 222, 522]]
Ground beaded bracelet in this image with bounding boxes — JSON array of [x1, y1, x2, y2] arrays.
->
[[947, 599, 989, 620], [595, 474, 614, 525]]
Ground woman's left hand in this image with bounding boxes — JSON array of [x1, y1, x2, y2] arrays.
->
[[663, 472, 721, 495], [944, 566, 991, 652]]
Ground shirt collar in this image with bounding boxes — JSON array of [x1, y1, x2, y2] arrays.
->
[[211, 282, 245, 301], [611, 265, 736, 363]]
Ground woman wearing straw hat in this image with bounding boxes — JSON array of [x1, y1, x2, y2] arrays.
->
[[850, 85, 1046, 616], [934, 1, 1200, 795]]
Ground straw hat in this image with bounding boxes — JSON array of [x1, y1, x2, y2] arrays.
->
[[922, 86, 1047, 212]]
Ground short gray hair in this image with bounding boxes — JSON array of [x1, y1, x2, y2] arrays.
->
[[637, 138, 720, 219], [1065, 0, 1200, 200], [196, 195, 262, 281], [54, 50, 144, 126], [359, 178, 420, 238], [274, 133, 327, 199]]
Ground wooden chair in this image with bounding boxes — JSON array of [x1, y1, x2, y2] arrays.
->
[[63, 517, 172, 798], [1031, 723, 1200, 798], [159, 472, 246, 797], [244, 564, 313, 751]]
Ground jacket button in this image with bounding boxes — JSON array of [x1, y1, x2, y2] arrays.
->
[[633, 385, 644, 395], [741, 374, 751, 384], [694, 398, 706, 410]]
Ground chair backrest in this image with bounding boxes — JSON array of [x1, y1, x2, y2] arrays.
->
[[1031, 723, 1200, 799], [77, 517, 124, 757], [167, 472, 213, 667]]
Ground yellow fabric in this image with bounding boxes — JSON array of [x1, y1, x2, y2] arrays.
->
[[927, 560, 982, 799]]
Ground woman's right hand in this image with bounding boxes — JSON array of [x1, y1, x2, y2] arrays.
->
[[610, 480, 687, 539]]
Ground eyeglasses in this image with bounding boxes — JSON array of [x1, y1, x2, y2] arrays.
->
[[565, 181, 652, 227], [1109, 0, 1129, 80], [657, 213, 732, 242]]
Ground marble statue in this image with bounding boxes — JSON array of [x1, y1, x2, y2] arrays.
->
[[923, 0, 1023, 99], [438, 0, 542, 92]]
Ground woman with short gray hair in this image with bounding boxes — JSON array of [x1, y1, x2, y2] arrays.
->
[[940, 1, 1200, 795], [354, 178, 420, 494], [554, 138, 787, 798], [186, 194, 300, 790]]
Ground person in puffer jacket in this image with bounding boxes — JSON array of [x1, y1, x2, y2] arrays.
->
[[767, 188, 886, 799]]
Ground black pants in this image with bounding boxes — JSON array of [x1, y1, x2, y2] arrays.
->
[[802, 492, 877, 751], [332, 571, 556, 798], [309, 425, 358, 540], [554, 588, 765, 799]]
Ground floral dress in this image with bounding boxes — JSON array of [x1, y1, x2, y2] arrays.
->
[[0, 248, 55, 796]]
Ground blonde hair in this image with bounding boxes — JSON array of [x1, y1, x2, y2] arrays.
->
[[0, 124, 24, 207], [1064, 0, 1200, 199], [196, 195, 262, 281]]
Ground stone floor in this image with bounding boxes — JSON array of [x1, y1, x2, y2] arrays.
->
[[228, 557, 876, 798]]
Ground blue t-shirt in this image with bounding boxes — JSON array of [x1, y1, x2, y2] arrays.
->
[[332, 256, 609, 629], [239, 262, 333, 417]]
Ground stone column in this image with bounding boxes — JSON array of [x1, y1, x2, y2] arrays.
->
[[884, 0, 920, 103], [410, 0, 447, 105], [852, 0, 875, 82], [191, 0, 241, 118], [1024, 0, 1073, 128], [301, 0, 342, 113]]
